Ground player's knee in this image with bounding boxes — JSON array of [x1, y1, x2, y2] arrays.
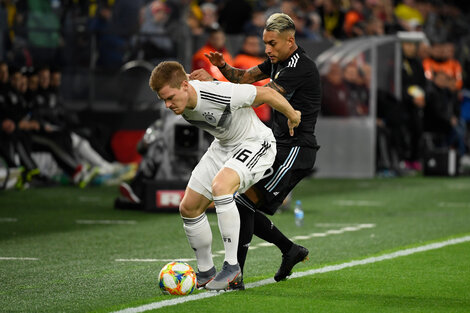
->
[[211, 180, 228, 197], [179, 200, 195, 218]]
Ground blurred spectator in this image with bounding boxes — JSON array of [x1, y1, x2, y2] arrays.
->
[[192, 26, 233, 82], [26, 0, 63, 66], [133, 0, 175, 62], [0, 64, 43, 187], [376, 87, 409, 176], [219, 0, 252, 34], [394, 0, 424, 31], [306, 12, 323, 40], [344, 0, 366, 38], [88, 1, 124, 69], [264, 0, 282, 18], [424, 70, 465, 156], [343, 62, 369, 116], [417, 39, 431, 60], [200, 2, 219, 30], [244, 9, 266, 38], [233, 34, 271, 123], [401, 40, 426, 171], [0, 60, 9, 92], [292, 9, 319, 40], [280, 0, 297, 17], [321, 63, 350, 116], [186, 5, 204, 36], [423, 40, 463, 90], [364, 16, 385, 36], [318, 0, 346, 40]]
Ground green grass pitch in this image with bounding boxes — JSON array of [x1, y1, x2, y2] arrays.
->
[[1, 176, 469, 312]]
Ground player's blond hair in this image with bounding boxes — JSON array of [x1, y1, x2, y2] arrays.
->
[[265, 13, 296, 35], [149, 61, 188, 92]]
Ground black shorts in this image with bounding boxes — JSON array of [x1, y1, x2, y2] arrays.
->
[[254, 145, 319, 215]]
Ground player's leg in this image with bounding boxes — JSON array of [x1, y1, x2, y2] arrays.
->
[[207, 139, 276, 290], [252, 146, 317, 280], [179, 186, 214, 288], [211, 167, 241, 266], [205, 167, 243, 290], [236, 187, 259, 274]]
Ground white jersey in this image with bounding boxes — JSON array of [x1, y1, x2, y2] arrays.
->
[[183, 80, 274, 147]]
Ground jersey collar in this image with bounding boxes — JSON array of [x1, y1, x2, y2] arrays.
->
[[279, 46, 304, 67]]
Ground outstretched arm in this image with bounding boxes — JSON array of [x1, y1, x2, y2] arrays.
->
[[203, 51, 269, 84], [253, 86, 301, 136]]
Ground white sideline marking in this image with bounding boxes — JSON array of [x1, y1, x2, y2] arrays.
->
[[0, 218, 18, 223], [0, 257, 39, 261], [334, 200, 383, 207], [438, 202, 470, 208], [110, 235, 470, 313], [117, 224, 375, 261], [76, 220, 137, 225], [116, 258, 196, 262], [78, 196, 101, 202]]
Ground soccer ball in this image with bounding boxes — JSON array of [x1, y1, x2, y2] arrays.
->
[[158, 261, 197, 295]]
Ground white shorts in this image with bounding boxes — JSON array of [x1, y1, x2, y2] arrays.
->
[[188, 138, 276, 200]]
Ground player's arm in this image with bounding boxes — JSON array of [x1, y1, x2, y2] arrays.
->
[[263, 80, 287, 96], [253, 86, 300, 136], [203, 51, 268, 84]]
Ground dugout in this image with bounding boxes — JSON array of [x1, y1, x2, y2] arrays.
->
[[314, 33, 426, 178]]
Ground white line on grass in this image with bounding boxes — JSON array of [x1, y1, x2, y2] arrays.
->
[[117, 224, 376, 261], [334, 200, 383, 207], [111, 235, 470, 313], [438, 202, 470, 208], [76, 220, 137, 225], [0, 257, 39, 261], [0, 217, 18, 222], [116, 258, 197, 262]]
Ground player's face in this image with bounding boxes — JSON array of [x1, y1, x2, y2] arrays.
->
[[158, 82, 189, 115], [263, 30, 294, 64]]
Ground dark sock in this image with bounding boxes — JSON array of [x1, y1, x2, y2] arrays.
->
[[253, 211, 293, 255], [236, 194, 256, 274]]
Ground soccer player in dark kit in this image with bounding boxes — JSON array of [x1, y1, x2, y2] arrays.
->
[[190, 13, 321, 288]]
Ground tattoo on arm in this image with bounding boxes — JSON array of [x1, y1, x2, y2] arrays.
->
[[264, 81, 287, 95], [220, 65, 245, 83], [221, 65, 268, 84]]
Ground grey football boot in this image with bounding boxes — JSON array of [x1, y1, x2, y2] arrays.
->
[[196, 266, 216, 288], [205, 261, 242, 291]]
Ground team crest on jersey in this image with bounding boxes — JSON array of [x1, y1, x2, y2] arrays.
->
[[203, 112, 216, 123]]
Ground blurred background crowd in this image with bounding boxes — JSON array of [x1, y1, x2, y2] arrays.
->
[[1, 0, 470, 191]]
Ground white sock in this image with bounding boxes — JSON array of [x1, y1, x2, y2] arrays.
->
[[213, 194, 240, 266], [71, 132, 113, 173], [182, 213, 214, 272]]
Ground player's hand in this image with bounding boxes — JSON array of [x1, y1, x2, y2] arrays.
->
[[204, 51, 226, 68], [2, 119, 15, 133], [189, 69, 214, 81], [288, 110, 301, 136]]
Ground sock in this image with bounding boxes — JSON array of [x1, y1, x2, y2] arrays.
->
[[235, 193, 256, 273], [214, 194, 240, 266], [182, 213, 214, 272], [71, 132, 113, 172], [254, 210, 293, 255]]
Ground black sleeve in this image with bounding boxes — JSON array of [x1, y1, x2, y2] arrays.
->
[[257, 58, 271, 76], [274, 63, 311, 95]]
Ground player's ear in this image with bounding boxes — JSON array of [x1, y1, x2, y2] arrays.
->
[[287, 35, 295, 47]]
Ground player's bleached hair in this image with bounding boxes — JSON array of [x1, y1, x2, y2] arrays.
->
[[265, 13, 296, 34], [149, 61, 188, 92]]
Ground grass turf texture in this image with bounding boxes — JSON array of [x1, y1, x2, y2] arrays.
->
[[0, 176, 469, 312]]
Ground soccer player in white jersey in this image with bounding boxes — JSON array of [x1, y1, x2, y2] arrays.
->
[[149, 61, 300, 290]]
